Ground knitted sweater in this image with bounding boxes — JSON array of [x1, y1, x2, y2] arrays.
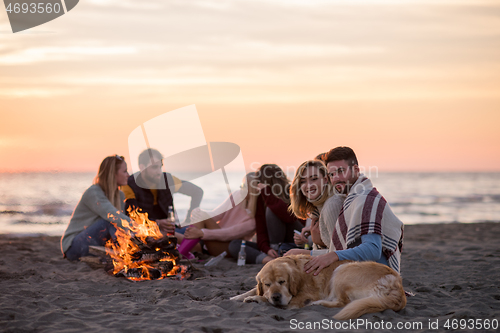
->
[[60, 184, 130, 254], [317, 194, 345, 249], [331, 175, 404, 273]]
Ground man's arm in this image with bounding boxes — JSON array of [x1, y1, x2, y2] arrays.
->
[[335, 233, 383, 262], [304, 234, 384, 276]]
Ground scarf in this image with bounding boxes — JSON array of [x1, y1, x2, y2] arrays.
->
[[331, 175, 404, 273], [307, 184, 330, 248]]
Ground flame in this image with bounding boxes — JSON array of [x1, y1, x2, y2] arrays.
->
[[105, 208, 188, 281]]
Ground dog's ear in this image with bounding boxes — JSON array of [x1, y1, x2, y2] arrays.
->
[[288, 268, 303, 296], [256, 276, 264, 296]]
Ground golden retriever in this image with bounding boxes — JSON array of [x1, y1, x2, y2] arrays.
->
[[230, 255, 406, 320]]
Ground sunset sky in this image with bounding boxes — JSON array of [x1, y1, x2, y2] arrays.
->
[[1, 0, 499, 173]]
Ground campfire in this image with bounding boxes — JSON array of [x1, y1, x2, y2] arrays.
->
[[102, 208, 189, 281]]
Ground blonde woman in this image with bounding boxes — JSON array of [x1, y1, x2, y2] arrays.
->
[[285, 159, 345, 256], [61, 155, 131, 261], [183, 173, 259, 256]]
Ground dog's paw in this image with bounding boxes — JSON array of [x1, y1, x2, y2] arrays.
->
[[230, 288, 257, 302], [244, 296, 266, 303], [229, 295, 245, 301]]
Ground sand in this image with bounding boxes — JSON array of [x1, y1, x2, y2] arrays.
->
[[1, 222, 499, 333]]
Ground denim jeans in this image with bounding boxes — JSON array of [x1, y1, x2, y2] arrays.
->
[[65, 218, 118, 261]]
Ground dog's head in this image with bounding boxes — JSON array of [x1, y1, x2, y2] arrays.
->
[[255, 255, 307, 307]]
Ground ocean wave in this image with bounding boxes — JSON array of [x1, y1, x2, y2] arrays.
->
[[11, 220, 65, 225]]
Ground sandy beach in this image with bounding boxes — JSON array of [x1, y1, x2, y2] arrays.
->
[[1, 222, 499, 333]]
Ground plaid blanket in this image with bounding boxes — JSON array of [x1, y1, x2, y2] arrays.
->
[[331, 175, 404, 273]]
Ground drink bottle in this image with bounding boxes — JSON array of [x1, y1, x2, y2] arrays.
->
[[167, 205, 175, 235], [237, 241, 247, 266]]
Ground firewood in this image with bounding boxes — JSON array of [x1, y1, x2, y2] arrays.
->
[[88, 245, 111, 257], [116, 267, 162, 280], [79, 256, 106, 269]]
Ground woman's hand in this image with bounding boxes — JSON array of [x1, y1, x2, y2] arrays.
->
[[156, 219, 175, 234], [294, 226, 310, 246], [304, 252, 339, 276], [284, 249, 310, 257], [293, 232, 307, 246], [184, 226, 204, 239], [267, 249, 278, 258]]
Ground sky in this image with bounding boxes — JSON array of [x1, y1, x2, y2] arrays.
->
[[1, 0, 499, 173]]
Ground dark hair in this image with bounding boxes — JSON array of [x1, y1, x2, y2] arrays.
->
[[256, 164, 290, 204], [315, 152, 326, 162], [138, 148, 163, 167], [324, 146, 358, 167]]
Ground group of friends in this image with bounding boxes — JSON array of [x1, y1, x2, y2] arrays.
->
[[60, 146, 404, 275]]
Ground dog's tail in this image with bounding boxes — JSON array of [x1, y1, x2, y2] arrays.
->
[[333, 274, 407, 320]]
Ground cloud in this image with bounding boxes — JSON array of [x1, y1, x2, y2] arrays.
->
[[0, 46, 136, 65], [0, 0, 498, 102], [0, 88, 77, 98]]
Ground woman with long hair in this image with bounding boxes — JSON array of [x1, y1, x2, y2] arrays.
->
[[182, 172, 260, 256], [228, 164, 304, 264], [285, 159, 345, 256], [61, 155, 131, 261]]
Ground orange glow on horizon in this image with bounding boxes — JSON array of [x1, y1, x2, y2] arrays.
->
[[1, 1, 499, 173]]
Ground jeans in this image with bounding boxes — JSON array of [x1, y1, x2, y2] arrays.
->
[[65, 218, 118, 261], [175, 226, 188, 234]]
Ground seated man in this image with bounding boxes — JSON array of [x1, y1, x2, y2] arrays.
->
[[122, 148, 203, 238], [287, 147, 404, 275]]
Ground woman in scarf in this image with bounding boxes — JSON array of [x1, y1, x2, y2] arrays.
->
[[286, 159, 345, 256]]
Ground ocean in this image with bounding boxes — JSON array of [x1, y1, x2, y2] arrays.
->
[[1, 172, 499, 237]]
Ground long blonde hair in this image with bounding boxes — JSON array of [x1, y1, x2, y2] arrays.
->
[[256, 164, 290, 204], [93, 155, 124, 210], [290, 160, 331, 219]]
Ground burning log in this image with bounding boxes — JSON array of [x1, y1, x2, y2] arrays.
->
[[115, 260, 176, 281], [103, 209, 189, 281], [130, 249, 179, 264], [116, 267, 162, 280], [142, 236, 177, 250], [88, 245, 109, 257]]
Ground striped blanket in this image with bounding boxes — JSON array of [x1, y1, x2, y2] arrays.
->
[[331, 175, 404, 273]]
